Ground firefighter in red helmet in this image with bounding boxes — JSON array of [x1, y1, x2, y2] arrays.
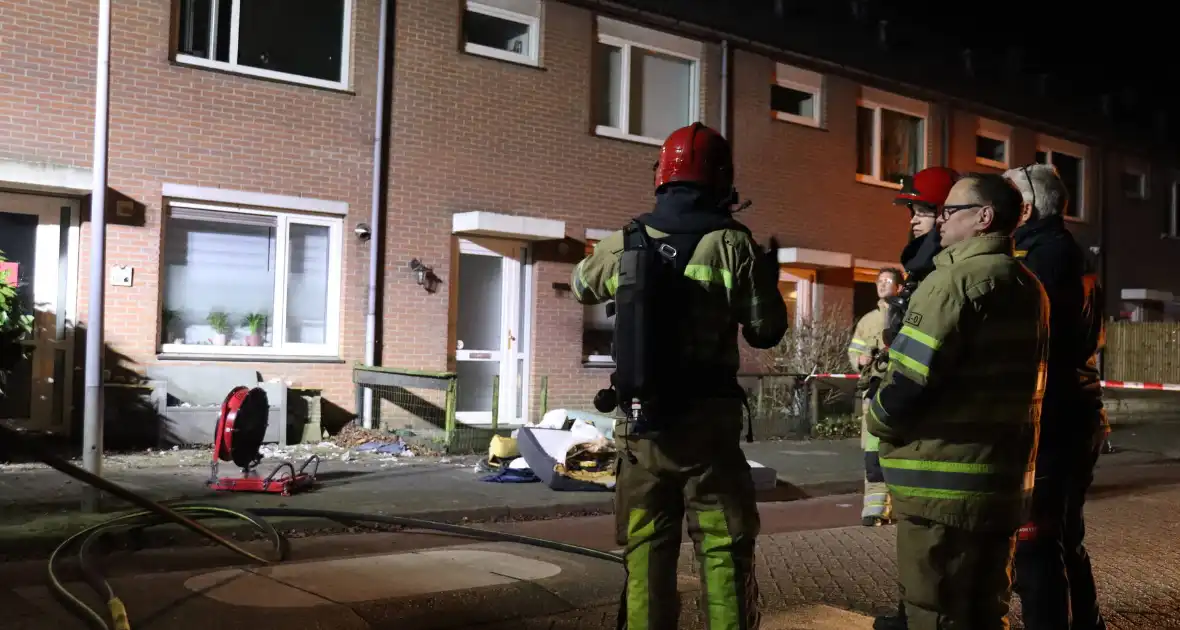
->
[[571, 122, 788, 629], [870, 165, 960, 630]]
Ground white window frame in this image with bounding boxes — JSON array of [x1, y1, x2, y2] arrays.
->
[[1122, 168, 1149, 200], [772, 62, 824, 128], [1036, 134, 1088, 222], [594, 18, 703, 147], [159, 201, 344, 358], [1169, 180, 1180, 239], [463, 1, 541, 66], [855, 87, 929, 189], [174, 0, 354, 91], [975, 118, 1011, 169]]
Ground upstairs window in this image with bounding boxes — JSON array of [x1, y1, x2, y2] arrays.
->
[[462, 0, 541, 66], [856, 87, 928, 188], [1034, 136, 1087, 220], [175, 0, 352, 90], [772, 62, 823, 128], [975, 118, 1011, 169], [593, 17, 702, 146], [1121, 169, 1148, 200]]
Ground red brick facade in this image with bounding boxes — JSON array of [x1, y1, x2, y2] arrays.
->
[[2, 0, 1179, 436]]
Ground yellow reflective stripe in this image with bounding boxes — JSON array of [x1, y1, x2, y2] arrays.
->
[[626, 509, 655, 630], [864, 433, 880, 452], [887, 484, 987, 500], [696, 509, 741, 630], [898, 325, 941, 350], [1014, 249, 1028, 258], [573, 260, 593, 300], [889, 350, 929, 378], [606, 273, 618, 296], [683, 264, 733, 289], [883, 459, 997, 474]]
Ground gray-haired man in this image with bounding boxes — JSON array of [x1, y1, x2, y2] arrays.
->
[[1003, 163, 1108, 630]]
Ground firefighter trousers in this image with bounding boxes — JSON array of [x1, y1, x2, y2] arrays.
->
[[1013, 436, 1106, 630], [896, 515, 1018, 630], [614, 399, 761, 630], [860, 404, 891, 521]]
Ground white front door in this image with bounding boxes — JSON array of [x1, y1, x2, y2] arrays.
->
[[0, 192, 80, 434], [454, 238, 532, 425]]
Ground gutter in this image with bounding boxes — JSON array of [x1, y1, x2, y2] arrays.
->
[[361, 0, 394, 428]]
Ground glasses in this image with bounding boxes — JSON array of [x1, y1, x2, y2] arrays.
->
[[939, 204, 986, 221]]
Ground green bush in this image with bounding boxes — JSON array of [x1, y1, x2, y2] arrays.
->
[[811, 413, 860, 440], [0, 250, 34, 395]]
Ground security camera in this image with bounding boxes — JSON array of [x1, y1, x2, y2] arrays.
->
[[355, 223, 372, 241]]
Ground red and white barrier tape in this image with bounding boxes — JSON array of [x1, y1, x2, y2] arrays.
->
[[809, 373, 1180, 392]]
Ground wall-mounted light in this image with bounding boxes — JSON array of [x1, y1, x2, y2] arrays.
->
[[409, 259, 441, 293], [354, 222, 372, 241]]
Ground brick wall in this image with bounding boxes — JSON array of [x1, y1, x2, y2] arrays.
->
[[1, 0, 383, 420], [5, 0, 1180, 435]]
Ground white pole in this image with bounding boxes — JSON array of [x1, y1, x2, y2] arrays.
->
[[362, 0, 391, 429], [82, 0, 112, 513]]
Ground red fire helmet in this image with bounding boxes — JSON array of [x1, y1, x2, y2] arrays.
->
[[893, 166, 960, 210], [654, 122, 735, 196]]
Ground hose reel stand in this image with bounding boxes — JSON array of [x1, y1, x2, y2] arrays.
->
[[207, 385, 318, 495]]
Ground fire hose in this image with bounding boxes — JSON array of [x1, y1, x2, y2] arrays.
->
[[0, 424, 623, 630]]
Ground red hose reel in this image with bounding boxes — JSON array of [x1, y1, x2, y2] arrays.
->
[[207, 386, 318, 496]]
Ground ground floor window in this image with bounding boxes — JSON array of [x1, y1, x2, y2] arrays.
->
[[160, 202, 343, 357]]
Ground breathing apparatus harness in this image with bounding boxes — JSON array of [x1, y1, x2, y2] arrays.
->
[[594, 203, 756, 463]]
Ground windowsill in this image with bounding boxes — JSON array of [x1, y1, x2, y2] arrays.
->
[[855, 174, 903, 190], [594, 126, 664, 147], [461, 44, 543, 70], [772, 111, 823, 130], [583, 356, 616, 369], [172, 54, 354, 94], [975, 157, 1009, 170], [158, 351, 345, 364]]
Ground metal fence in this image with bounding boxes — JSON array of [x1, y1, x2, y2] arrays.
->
[[352, 365, 516, 454], [1105, 322, 1180, 384]]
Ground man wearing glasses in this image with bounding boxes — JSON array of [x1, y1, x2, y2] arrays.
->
[[867, 173, 1050, 630], [1004, 163, 1109, 630]]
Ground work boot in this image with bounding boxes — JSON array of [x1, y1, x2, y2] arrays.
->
[[873, 600, 907, 630], [862, 516, 889, 527]]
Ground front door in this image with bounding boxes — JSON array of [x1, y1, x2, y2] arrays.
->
[[0, 192, 80, 434], [454, 238, 532, 425]]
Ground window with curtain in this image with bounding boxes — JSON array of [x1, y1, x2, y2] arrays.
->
[[160, 203, 342, 356]]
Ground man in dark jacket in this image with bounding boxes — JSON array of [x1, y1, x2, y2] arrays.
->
[[1004, 163, 1108, 630]]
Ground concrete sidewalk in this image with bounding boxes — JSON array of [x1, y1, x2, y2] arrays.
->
[[1, 421, 1177, 553]]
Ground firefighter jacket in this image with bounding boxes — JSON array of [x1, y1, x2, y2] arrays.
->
[[866, 234, 1051, 532], [570, 187, 789, 394], [1013, 214, 1108, 447], [848, 302, 887, 371]]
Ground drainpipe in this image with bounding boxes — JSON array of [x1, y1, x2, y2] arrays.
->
[[719, 39, 730, 137], [82, 0, 112, 512], [361, 0, 393, 429]]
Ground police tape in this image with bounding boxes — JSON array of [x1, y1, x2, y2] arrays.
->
[[808, 373, 1180, 392]]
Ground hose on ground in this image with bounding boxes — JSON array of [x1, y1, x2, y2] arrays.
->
[[0, 425, 622, 630]]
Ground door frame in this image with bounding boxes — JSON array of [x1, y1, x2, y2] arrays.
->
[[0, 191, 82, 434], [778, 268, 815, 327], [454, 238, 534, 425]]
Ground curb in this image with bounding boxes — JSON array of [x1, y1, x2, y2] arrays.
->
[[0, 479, 861, 559]]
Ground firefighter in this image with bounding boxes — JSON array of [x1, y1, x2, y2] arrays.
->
[[848, 267, 904, 526], [871, 165, 960, 630], [1004, 163, 1108, 630], [867, 173, 1050, 630], [571, 122, 789, 630]]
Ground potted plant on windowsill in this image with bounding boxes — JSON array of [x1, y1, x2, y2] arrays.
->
[[0, 251, 34, 395], [207, 311, 231, 346], [243, 313, 267, 347], [162, 309, 180, 344]]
